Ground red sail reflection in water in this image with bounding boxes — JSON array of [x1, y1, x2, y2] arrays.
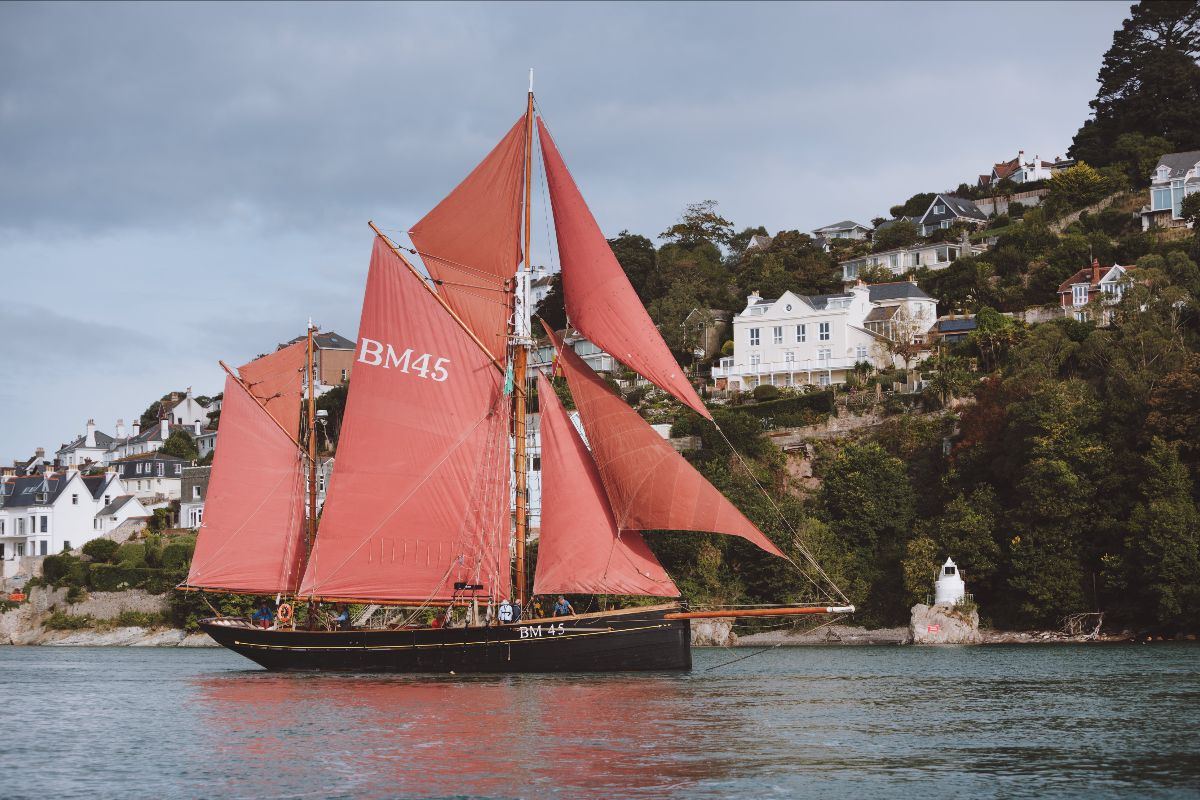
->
[[189, 672, 721, 798]]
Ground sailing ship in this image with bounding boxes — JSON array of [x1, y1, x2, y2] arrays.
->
[[184, 81, 852, 672]]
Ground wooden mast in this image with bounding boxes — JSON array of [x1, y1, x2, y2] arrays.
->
[[513, 75, 534, 607], [306, 320, 318, 556]]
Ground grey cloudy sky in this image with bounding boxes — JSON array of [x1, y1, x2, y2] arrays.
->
[[0, 1, 1128, 459]]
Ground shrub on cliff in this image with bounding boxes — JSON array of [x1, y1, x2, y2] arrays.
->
[[82, 538, 119, 563], [161, 539, 196, 571], [115, 542, 147, 568], [45, 612, 93, 630]]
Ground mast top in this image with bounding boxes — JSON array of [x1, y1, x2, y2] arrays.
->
[[529, 68, 534, 94]]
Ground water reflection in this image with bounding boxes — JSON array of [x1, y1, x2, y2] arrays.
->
[[189, 671, 732, 799]]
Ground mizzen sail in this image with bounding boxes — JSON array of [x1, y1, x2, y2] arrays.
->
[[545, 324, 784, 559], [538, 119, 711, 419], [533, 372, 679, 597], [186, 369, 307, 594], [298, 238, 511, 602], [409, 116, 527, 360]]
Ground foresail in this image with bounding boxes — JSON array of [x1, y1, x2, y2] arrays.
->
[[238, 340, 307, 438], [537, 119, 711, 419], [298, 238, 511, 602], [545, 324, 784, 559], [186, 373, 307, 594], [533, 372, 679, 597], [409, 115, 527, 361]]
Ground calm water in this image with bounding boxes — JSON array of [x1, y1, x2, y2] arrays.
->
[[2, 644, 1197, 799]]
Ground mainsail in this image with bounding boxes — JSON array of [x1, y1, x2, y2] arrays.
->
[[409, 116, 527, 361], [186, 366, 308, 594], [533, 372, 679, 597], [538, 119, 711, 419], [545, 324, 785, 559], [298, 238, 511, 602]]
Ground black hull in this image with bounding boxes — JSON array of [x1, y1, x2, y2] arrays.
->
[[199, 605, 692, 673]]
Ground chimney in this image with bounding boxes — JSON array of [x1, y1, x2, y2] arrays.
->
[[35, 447, 44, 459], [1018, 149, 1024, 163], [132, 420, 141, 436], [194, 421, 202, 435], [186, 386, 193, 399], [746, 290, 761, 308], [160, 419, 170, 440], [115, 418, 125, 439], [1092, 257, 1102, 284], [85, 419, 96, 448]]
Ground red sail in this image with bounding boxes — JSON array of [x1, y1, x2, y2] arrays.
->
[[298, 238, 511, 602], [533, 372, 679, 597], [186, 373, 307, 593], [538, 119, 710, 419], [238, 340, 306, 438], [409, 116, 527, 360], [545, 324, 784, 559]]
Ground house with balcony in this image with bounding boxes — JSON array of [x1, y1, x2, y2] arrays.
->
[[529, 330, 616, 377], [1057, 259, 1135, 323], [0, 469, 134, 578], [840, 233, 986, 284], [812, 220, 871, 251], [1140, 150, 1200, 232], [712, 281, 936, 391]]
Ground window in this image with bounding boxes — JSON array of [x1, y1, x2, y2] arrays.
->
[[845, 263, 858, 279], [16, 518, 24, 535], [156, 463, 164, 477], [772, 326, 783, 345], [0, 543, 4, 559], [104, 495, 110, 505], [39, 541, 47, 556], [1152, 187, 1171, 211], [192, 486, 202, 500], [796, 324, 806, 343], [785, 352, 795, 364], [934, 204, 944, 215], [856, 345, 868, 361], [0, 520, 4, 535], [818, 322, 830, 341], [911, 251, 921, 267], [940, 220, 951, 230], [341, 369, 348, 382], [818, 347, 832, 364], [818, 373, 831, 387], [750, 354, 761, 366], [72, 494, 78, 505], [94, 519, 99, 530], [888, 254, 899, 268], [40, 516, 47, 533], [530, 455, 541, 472], [16, 543, 24, 558], [174, 464, 182, 475], [1072, 285, 1089, 306], [35, 493, 47, 503], [749, 328, 760, 346]]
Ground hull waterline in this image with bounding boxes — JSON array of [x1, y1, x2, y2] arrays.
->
[[200, 604, 691, 673]]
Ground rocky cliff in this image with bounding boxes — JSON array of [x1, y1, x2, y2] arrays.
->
[[0, 586, 215, 647]]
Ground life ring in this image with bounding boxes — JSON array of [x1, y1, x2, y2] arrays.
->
[[277, 603, 294, 623]]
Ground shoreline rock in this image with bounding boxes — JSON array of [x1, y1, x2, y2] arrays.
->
[[0, 586, 216, 647]]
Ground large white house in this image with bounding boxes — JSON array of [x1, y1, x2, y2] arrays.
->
[[712, 281, 936, 390], [56, 420, 115, 468], [1140, 150, 1200, 232], [110, 452, 188, 503], [0, 470, 144, 578]]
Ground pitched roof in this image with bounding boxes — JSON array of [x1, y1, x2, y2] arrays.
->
[[1155, 151, 1200, 180], [868, 282, 932, 302], [0, 474, 71, 508], [813, 220, 871, 233], [863, 306, 899, 323], [939, 195, 987, 220], [110, 451, 188, 464], [1055, 262, 1135, 294], [993, 157, 1020, 181], [96, 495, 137, 516], [81, 474, 112, 500], [797, 292, 853, 310], [58, 429, 115, 454]]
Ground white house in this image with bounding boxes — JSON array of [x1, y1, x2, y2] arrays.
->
[[179, 465, 211, 529], [840, 234, 986, 284], [111, 452, 188, 503], [195, 429, 218, 460], [162, 387, 210, 428], [56, 420, 114, 468], [812, 220, 871, 251], [0, 470, 141, 578], [1140, 150, 1200, 232], [712, 281, 936, 390], [109, 419, 196, 460], [1057, 259, 1136, 323]]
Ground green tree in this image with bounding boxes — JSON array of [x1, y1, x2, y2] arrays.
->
[[660, 200, 734, 247], [900, 535, 939, 608], [610, 231, 660, 303], [1182, 191, 1200, 225], [314, 382, 348, 450], [872, 219, 921, 252], [889, 192, 937, 220], [534, 271, 567, 332], [160, 430, 198, 461], [818, 442, 914, 552], [1044, 163, 1114, 216], [1112, 132, 1176, 186], [1071, 1, 1200, 166], [1126, 438, 1200, 627]]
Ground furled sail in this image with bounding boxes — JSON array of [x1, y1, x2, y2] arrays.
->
[[545, 323, 784, 559], [238, 340, 307, 437], [408, 116, 527, 360], [186, 370, 307, 594], [537, 119, 711, 419], [298, 237, 511, 602], [533, 372, 679, 597]]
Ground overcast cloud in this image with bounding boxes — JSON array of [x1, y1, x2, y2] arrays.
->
[[0, 1, 1128, 458]]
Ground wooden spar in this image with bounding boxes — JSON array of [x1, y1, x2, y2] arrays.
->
[[217, 361, 305, 452], [663, 606, 855, 620], [514, 86, 535, 607], [306, 322, 318, 557], [367, 221, 505, 374]]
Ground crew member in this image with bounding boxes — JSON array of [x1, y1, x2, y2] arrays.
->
[[553, 595, 575, 617], [497, 598, 515, 624]]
